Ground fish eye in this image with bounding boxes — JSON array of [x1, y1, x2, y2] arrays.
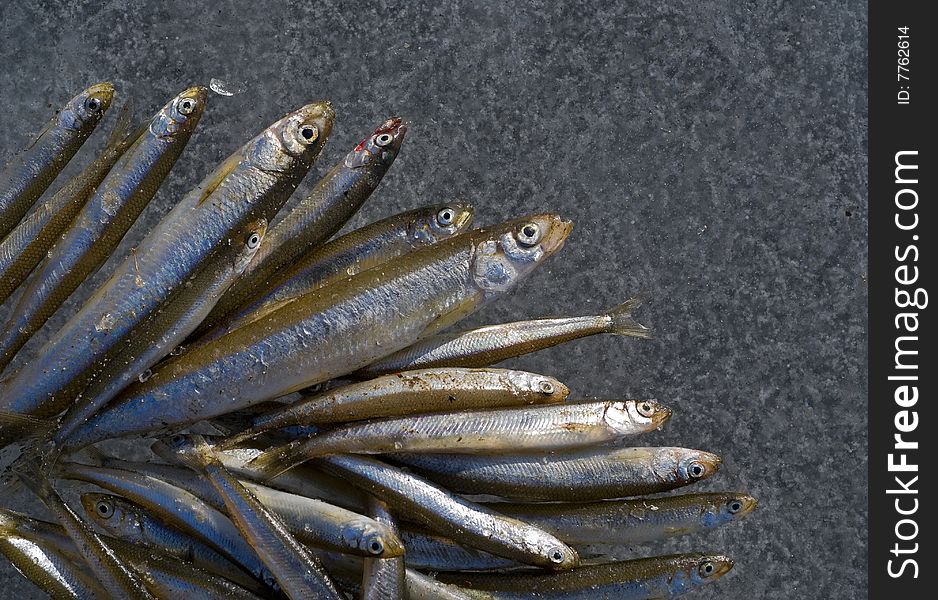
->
[[85, 97, 102, 112], [516, 223, 541, 247], [538, 380, 555, 395], [374, 132, 394, 147], [688, 461, 706, 479], [637, 401, 656, 418], [299, 124, 319, 144], [699, 561, 716, 577], [177, 97, 197, 116], [95, 500, 114, 518], [170, 434, 186, 446], [436, 208, 455, 226], [727, 499, 743, 514], [367, 539, 384, 555], [549, 547, 566, 563], [246, 232, 262, 250]]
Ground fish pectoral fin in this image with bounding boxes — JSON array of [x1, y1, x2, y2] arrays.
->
[[197, 153, 242, 205]]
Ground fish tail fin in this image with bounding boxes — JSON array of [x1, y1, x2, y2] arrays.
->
[[104, 98, 134, 147], [0, 411, 56, 448], [605, 295, 653, 339], [246, 439, 307, 481], [215, 425, 265, 450]]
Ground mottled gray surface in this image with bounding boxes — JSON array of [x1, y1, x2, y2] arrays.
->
[[0, 1, 867, 598]]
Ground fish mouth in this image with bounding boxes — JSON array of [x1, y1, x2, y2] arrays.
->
[[182, 85, 210, 104], [709, 556, 734, 578], [302, 100, 336, 138], [538, 215, 574, 258], [734, 494, 759, 516], [652, 403, 673, 428], [86, 82, 116, 108], [453, 204, 474, 229], [377, 116, 408, 149]]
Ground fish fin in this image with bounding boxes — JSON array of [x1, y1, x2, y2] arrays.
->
[[197, 153, 242, 205], [605, 295, 653, 339], [103, 98, 134, 148], [0, 411, 55, 447], [246, 439, 306, 480]]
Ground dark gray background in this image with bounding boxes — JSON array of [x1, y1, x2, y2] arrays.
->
[[0, 1, 867, 598]]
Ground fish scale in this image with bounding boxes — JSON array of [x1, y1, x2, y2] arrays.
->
[[0, 101, 334, 420], [395, 446, 722, 502]]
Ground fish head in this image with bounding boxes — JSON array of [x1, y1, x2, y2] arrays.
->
[[225, 217, 268, 271], [345, 117, 408, 169], [150, 86, 209, 138], [354, 521, 406, 558], [409, 202, 474, 244], [470, 214, 572, 295], [667, 553, 734, 594], [249, 101, 335, 173], [674, 449, 722, 484], [62, 82, 115, 131], [156, 433, 215, 470], [80, 492, 139, 535], [701, 493, 758, 527], [520, 372, 570, 401], [607, 399, 671, 433]]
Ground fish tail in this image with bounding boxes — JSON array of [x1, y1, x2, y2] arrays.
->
[[246, 440, 306, 480], [104, 98, 134, 148], [605, 295, 653, 339], [0, 410, 55, 448], [215, 426, 263, 451]]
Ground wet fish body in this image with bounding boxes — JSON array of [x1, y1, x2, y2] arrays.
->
[[252, 399, 670, 477], [357, 297, 651, 377], [395, 446, 722, 502], [1, 101, 333, 420], [197, 117, 407, 337], [0, 101, 136, 307], [0, 86, 208, 389], [0, 83, 114, 239], [62, 214, 571, 449], [199, 202, 473, 346], [438, 553, 734, 600], [223, 367, 569, 448]]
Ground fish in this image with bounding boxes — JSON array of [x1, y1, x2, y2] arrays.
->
[[0, 101, 334, 422], [437, 553, 734, 599], [60, 214, 572, 450], [196, 202, 474, 347], [164, 434, 343, 600], [316, 454, 579, 571], [361, 498, 406, 600], [493, 492, 758, 547], [195, 117, 408, 337], [80, 492, 269, 594], [406, 568, 494, 600], [0, 86, 208, 382], [0, 82, 114, 239], [0, 509, 107, 599], [3, 505, 265, 599], [104, 537, 266, 600], [251, 400, 671, 478], [357, 297, 651, 377], [13, 464, 156, 599], [122, 448, 404, 559], [0, 101, 136, 307], [394, 446, 722, 502], [220, 367, 569, 449], [56, 462, 277, 588], [399, 528, 522, 572], [51, 217, 268, 445]]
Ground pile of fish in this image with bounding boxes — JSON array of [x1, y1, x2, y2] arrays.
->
[[0, 83, 755, 599]]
